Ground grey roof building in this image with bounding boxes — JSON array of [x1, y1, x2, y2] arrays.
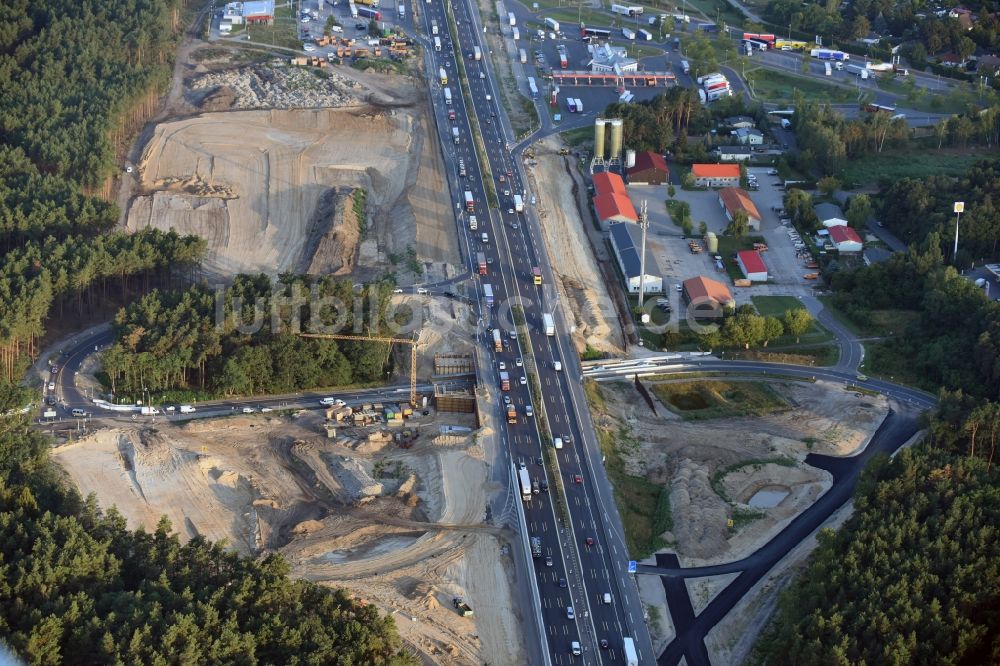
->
[[608, 222, 663, 293]]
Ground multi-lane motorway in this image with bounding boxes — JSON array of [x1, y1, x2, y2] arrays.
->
[[420, 0, 651, 663]]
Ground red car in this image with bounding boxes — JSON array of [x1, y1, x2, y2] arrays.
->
[[573, 474, 583, 484], [585, 537, 594, 546]]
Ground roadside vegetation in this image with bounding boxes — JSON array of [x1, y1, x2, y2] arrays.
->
[[0, 1, 412, 661], [585, 380, 673, 559], [651, 380, 790, 420], [102, 276, 398, 401], [758, 161, 1000, 663]]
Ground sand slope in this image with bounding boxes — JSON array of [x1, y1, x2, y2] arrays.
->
[[128, 108, 415, 277]]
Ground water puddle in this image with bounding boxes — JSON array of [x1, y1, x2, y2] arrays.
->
[[747, 487, 789, 508]]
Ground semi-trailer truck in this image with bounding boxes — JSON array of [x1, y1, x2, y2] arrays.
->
[[356, 6, 380, 20], [439, 67, 448, 84], [477, 252, 487, 275], [543, 312, 555, 336], [473, 45, 481, 60], [464, 190, 474, 211], [483, 283, 494, 307], [468, 214, 477, 229], [638, 28, 652, 40], [846, 63, 869, 79], [545, 17, 559, 31], [493, 328, 503, 351], [499, 371, 510, 390], [622, 27, 636, 39], [574, 98, 583, 113], [519, 468, 532, 499], [433, 35, 441, 51], [444, 87, 452, 104], [530, 535, 542, 556]]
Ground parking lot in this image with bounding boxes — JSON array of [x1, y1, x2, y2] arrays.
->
[[627, 166, 822, 309]]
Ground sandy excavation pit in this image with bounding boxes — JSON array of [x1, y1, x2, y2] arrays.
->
[[127, 105, 457, 281], [54, 413, 522, 664]]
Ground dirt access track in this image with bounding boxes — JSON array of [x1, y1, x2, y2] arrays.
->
[[54, 412, 523, 664]]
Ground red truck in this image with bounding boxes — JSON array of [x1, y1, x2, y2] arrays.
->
[[477, 252, 487, 275], [500, 371, 510, 391]]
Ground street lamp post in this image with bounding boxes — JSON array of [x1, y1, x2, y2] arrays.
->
[[953, 201, 964, 263]]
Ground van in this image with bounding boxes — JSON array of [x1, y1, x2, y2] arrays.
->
[[571, 641, 582, 656], [481, 232, 489, 243], [71, 408, 86, 417], [553, 361, 562, 371], [602, 592, 612, 604], [179, 405, 195, 413], [554, 437, 563, 449]]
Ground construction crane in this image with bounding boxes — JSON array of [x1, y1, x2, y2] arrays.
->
[[298, 333, 420, 407]]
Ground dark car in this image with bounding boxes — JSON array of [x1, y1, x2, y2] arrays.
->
[[599, 639, 609, 649], [355, 22, 366, 29], [540, 480, 549, 492], [45, 396, 56, 406], [573, 474, 583, 484], [443, 290, 456, 298], [558, 577, 567, 588]]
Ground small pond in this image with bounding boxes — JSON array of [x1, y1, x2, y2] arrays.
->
[[747, 486, 790, 508]]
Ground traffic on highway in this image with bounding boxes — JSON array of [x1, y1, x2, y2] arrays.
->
[[420, 0, 647, 663]]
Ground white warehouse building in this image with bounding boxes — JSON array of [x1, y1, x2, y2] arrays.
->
[[609, 222, 662, 294], [588, 44, 638, 73]]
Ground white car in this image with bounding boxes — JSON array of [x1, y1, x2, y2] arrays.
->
[[301, 16, 310, 23], [392, 288, 403, 293], [260, 407, 273, 413], [320, 397, 336, 406], [242, 407, 255, 414], [515, 358, 523, 367], [303, 43, 316, 51], [520, 375, 527, 385], [47, 382, 55, 391], [499, 361, 506, 371], [334, 399, 347, 407], [416, 287, 429, 294]]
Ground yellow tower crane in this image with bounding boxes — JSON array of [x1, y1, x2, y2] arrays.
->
[[297, 333, 420, 407]]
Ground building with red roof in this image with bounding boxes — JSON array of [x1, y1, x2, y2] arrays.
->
[[594, 193, 638, 225], [691, 163, 740, 187], [718, 187, 762, 231], [592, 172, 627, 196], [682, 276, 734, 317], [829, 225, 863, 252], [737, 250, 768, 282], [627, 151, 669, 185]]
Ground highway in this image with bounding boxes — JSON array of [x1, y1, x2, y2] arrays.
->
[[420, 0, 652, 663]]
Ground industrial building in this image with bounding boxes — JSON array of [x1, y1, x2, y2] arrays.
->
[[718, 187, 762, 231], [682, 276, 734, 314], [736, 250, 768, 281], [243, 0, 275, 24], [627, 151, 669, 185], [592, 169, 637, 225], [722, 115, 756, 129], [829, 225, 863, 252], [609, 222, 662, 294], [691, 163, 740, 187], [815, 202, 848, 227]]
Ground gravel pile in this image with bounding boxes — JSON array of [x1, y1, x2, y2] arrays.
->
[[191, 64, 362, 109]]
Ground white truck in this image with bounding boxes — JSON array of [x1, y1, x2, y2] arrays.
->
[[622, 27, 636, 40], [452, 127, 460, 143], [512, 27, 519, 40], [140, 406, 160, 415], [574, 98, 583, 113], [518, 467, 532, 500], [508, 11, 516, 26], [544, 17, 559, 32], [623, 637, 638, 666], [825, 61, 832, 76], [638, 28, 652, 40], [611, 4, 631, 15], [468, 214, 478, 230], [513, 194, 524, 212], [846, 63, 869, 79], [473, 45, 481, 60], [397, 3, 404, 19], [543, 312, 555, 336], [444, 87, 452, 104], [431, 19, 438, 34]]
